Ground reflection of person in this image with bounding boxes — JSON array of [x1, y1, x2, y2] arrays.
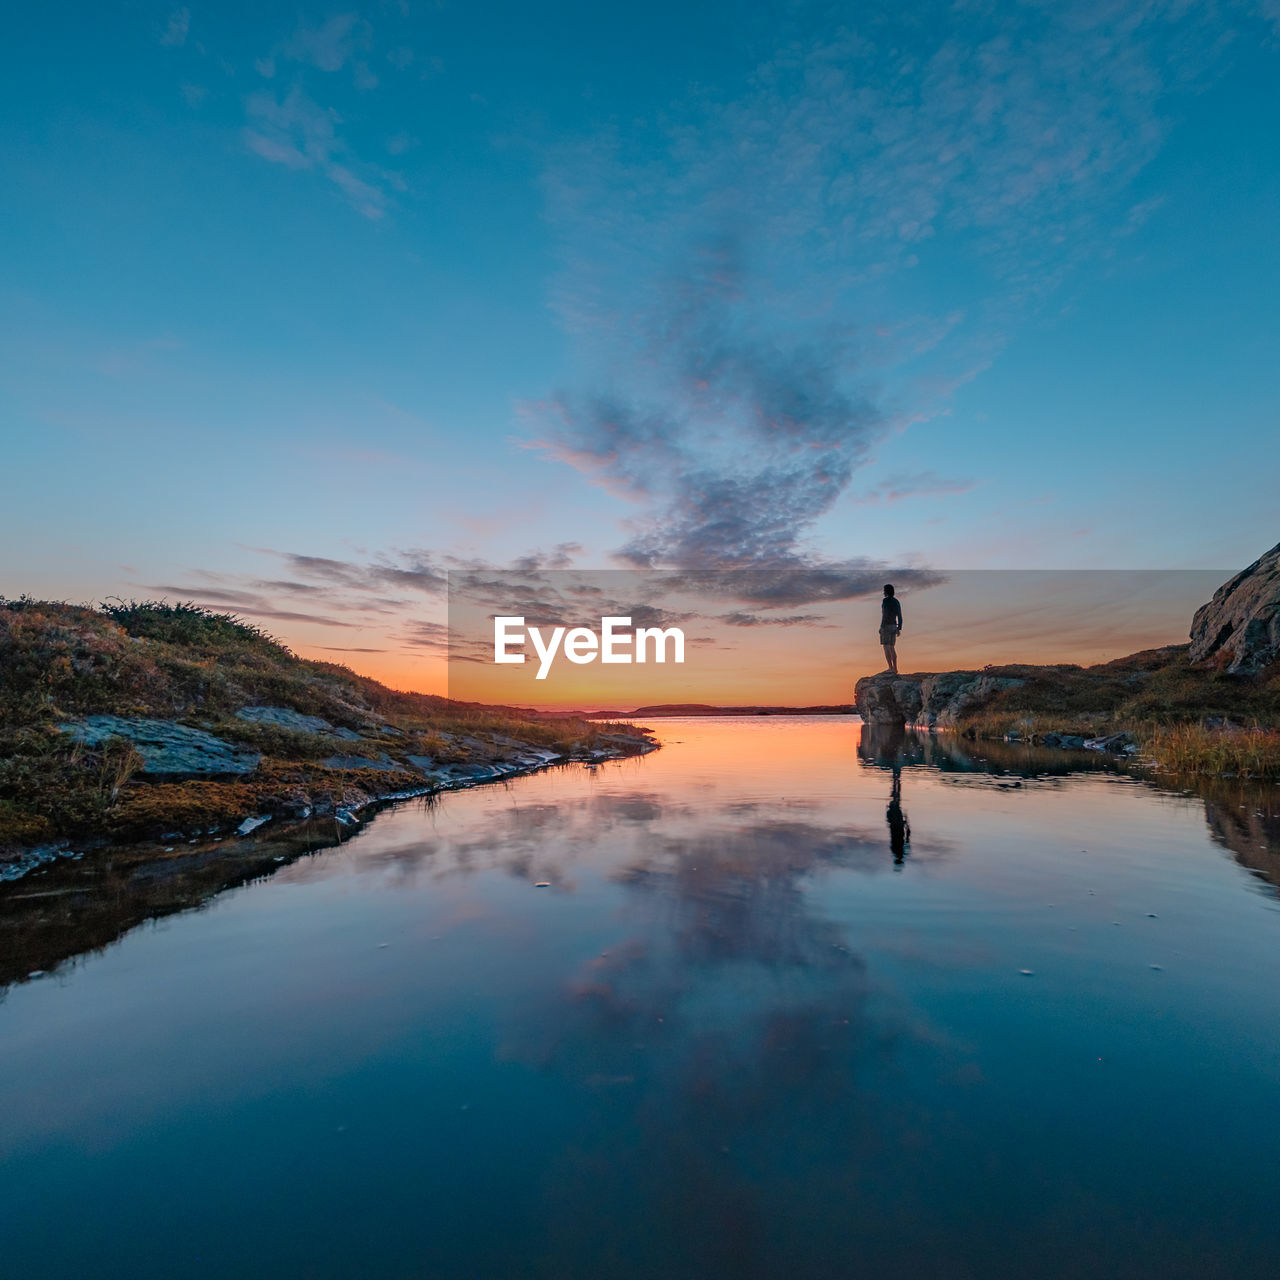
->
[[880, 584, 902, 675], [887, 768, 911, 866]]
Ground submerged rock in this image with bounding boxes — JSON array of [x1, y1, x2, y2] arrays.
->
[[62, 716, 261, 776], [1190, 540, 1280, 674]]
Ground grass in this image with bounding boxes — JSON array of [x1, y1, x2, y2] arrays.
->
[[0, 597, 653, 850], [940, 647, 1280, 780], [1141, 724, 1280, 779]]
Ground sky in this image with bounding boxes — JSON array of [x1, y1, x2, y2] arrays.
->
[[2, 1, 1278, 696]]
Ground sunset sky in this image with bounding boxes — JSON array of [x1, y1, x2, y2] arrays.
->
[[3, 2, 1278, 696]]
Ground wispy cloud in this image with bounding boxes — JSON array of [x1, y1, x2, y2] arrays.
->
[[159, 7, 189, 48], [244, 85, 388, 219], [400, 620, 450, 651], [139, 545, 452, 639], [510, 543, 584, 572], [721, 612, 828, 628], [284, 14, 364, 73], [239, 11, 400, 217], [533, 1, 1236, 592], [857, 471, 977, 504], [145, 584, 360, 629], [536, 232, 888, 582], [275, 549, 448, 595]]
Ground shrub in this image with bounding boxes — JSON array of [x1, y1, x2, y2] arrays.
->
[[100, 599, 286, 654]]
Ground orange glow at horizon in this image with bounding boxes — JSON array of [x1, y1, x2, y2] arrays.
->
[[286, 569, 1226, 707]]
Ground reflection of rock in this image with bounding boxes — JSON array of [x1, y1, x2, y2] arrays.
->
[[1200, 785, 1280, 891], [857, 725, 1115, 782], [1190, 540, 1280, 674], [62, 716, 260, 777], [854, 672, 1026, 728]]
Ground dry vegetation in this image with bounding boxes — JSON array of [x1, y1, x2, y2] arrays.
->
[[950, 646, 1280, 778], [0, 597, 651, 850]]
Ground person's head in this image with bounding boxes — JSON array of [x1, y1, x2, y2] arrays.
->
[[883, 583, 895, 598]]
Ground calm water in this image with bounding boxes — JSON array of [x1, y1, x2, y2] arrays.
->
[[3, 718, 1280, 1279]]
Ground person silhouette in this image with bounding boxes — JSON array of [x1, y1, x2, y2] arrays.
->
[[887, 767, 911, 867], [880, 584, 902, 675]]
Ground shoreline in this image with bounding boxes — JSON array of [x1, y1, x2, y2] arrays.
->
[[0, 743, 661, 986], [4, 718, 1277, 990], [0, 735, 660, 886]]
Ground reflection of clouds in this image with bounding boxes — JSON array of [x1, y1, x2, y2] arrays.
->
[[282, 774, 957, 898], [277, 786, 688, 888], [618, 820, 894, 965], [592, 793, 664, 824], [502, 814, 966, 1276]]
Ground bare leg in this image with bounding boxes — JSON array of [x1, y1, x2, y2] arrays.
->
[[883, 642, 897, 675]]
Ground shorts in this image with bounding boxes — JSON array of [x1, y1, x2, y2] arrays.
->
[[879, 625, 900, 645]]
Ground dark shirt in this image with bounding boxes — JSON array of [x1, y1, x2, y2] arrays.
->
[[881, 596, 902, 629]]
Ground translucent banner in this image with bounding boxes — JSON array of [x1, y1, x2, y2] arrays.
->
[[445, 568, 1226, 711]]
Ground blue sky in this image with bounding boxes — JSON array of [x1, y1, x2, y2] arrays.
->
[[2, 1, 1278, 688]]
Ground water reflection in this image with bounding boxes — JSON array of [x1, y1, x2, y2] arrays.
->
[[1197, 782, 1280, 891], [3, 725, 1279, 992], [888, 770, 911, 867], [855, 723, 1280, 893], [504, 814, 960, 1278], [4, 718, 1280, 1278]]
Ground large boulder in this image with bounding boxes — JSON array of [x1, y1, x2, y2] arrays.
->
[[1190, 541, 1280, 674], [62, 716, 261, 776]]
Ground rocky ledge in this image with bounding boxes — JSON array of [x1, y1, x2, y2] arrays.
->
[[854, 671, 1026, 729]]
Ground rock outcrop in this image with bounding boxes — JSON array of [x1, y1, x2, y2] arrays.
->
[[62, 716, 261, 776], [854, 671, 1026, 728], [857, 676, 926, 726], [1190, 541, 1280, 674]]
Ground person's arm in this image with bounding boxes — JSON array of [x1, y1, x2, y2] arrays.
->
[[895, 599, 903, 631]]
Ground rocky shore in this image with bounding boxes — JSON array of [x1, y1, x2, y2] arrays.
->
[[3, 720, 655, 883], [0, 598, 657, 881], [854, 541, 1280, 775]]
